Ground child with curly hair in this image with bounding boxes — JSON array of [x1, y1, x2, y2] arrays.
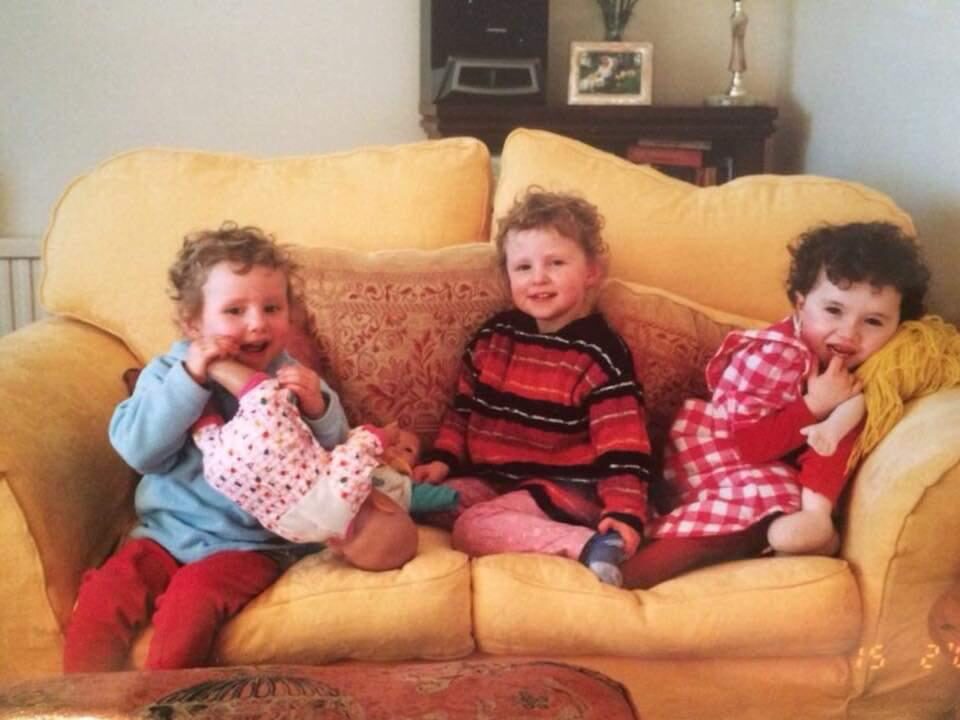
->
[[64, 223, 351, 671], [622, 221, 931, 589], [414, 188, 654, 587]]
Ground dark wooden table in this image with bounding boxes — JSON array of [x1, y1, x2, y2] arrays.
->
[[421, 102, 778, 179]]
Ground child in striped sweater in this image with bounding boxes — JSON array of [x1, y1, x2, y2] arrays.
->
[[413, 188, 654, 586]]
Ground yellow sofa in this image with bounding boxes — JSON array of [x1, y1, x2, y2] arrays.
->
[[1, 129, 958, 720]]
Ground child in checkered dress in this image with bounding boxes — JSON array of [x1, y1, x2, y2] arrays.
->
[[621, 222, 930, 589]]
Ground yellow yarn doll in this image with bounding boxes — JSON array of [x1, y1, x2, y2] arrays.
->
[[801, 316, 960, 470]]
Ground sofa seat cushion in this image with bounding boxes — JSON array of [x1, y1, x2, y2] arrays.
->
[[42, 139, 492, 363], [128, 527, 474, 668], [471, 552, 861, 659], [495, 128, 915, 323], [294, 243, 510, 444]]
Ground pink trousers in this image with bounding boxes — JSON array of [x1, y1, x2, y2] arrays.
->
[[63, 538, 281, 672], [445, 478, 594, 560]]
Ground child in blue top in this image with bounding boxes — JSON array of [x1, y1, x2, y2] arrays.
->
[[63, 223, 349, 672]]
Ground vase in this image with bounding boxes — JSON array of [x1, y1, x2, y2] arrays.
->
[[598, 0, 637, 42], [604, 25, 627, 42]]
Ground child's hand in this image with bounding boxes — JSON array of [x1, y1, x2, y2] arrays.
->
[[185, 335, 238, 385], [598, 517, 641, 558], [412, 460, 450, 485], [800, 422, 841, 456], [804, 356, 862, 419], [277, 364, 326, 418]]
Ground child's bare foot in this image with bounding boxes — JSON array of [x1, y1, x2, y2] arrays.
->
[[767, 510, 838, 555]]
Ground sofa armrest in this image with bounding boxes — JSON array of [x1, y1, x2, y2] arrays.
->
[[0, 318, 139, 675], [841, 387, 960, 709]]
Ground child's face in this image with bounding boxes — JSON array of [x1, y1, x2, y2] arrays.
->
[[184, 261, 291, 371], [795, 270, 902, 369], [503, 226, 601, 333]]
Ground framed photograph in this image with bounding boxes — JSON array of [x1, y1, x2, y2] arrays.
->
[[568, 41, 653, 106]]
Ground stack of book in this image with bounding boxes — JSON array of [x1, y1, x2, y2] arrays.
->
[[625, 139, 733, 186]]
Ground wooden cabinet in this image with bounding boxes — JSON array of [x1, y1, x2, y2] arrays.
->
[[420, 102, 777, 180]]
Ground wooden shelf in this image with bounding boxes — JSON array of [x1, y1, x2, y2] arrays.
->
[[420, 102, 778, 179]]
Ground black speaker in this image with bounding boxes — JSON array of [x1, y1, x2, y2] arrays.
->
[[421, 0, 549, 104]]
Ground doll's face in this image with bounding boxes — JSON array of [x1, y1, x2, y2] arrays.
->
[[382, 429, 421, 474], [389, 430, 421, 467]]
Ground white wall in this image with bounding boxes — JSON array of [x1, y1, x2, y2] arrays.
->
[[780, 1, 960, 322], [0, 1, 423, 236]]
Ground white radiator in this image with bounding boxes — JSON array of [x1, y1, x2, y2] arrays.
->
[[0, 237, 45, 336]]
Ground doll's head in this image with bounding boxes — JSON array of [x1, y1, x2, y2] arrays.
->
[[381, 427, 421, 475]]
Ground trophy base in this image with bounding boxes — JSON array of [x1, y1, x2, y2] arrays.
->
[[705, 93, 757, 107]]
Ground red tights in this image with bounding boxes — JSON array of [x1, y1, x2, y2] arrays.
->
[[621, 519, 772, 590], [63, 538, 281, 672]]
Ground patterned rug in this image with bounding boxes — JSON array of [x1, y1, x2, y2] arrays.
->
[[0, 659, 639, 719]]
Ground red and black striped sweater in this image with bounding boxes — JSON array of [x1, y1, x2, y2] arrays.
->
[[426, 309, 654, 533]]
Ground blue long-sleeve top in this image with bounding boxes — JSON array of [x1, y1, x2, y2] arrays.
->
[[110, 340, 349, 564]]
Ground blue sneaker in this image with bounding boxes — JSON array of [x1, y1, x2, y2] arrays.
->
[[580, 531, 626, 586]]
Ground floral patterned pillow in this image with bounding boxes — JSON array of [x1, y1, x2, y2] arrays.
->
[[293, 244, 510, 445], [597, 279, 760, 451]]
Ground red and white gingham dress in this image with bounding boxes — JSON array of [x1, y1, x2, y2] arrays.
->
[[650, 317, 812, 538]]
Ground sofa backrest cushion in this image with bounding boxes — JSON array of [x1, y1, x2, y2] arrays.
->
[[292, 242, 761, 454], [293, 243, 511, 444], [597, 279, 761, 452], [495, 129, 915, 323], [41, 139, 492, 363]]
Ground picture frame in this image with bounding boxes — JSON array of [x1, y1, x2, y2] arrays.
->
[[568, 41, 653, 106]]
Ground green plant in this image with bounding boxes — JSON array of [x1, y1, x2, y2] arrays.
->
[[597, 0, 640, 41]]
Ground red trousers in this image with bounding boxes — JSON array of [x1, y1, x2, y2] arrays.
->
[[620, 518, 773, 590], [63, 538, 281, 672]]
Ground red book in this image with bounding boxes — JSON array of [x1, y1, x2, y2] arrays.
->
[[626, 143, 706, 167]]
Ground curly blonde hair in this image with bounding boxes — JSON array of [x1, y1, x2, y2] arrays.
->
[[168, 221, 300, 326], [493, 186, 608, 273]]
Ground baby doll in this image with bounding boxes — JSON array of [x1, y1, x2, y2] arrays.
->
[[193, 358, 418, 571], [372, 428, 460, 514]]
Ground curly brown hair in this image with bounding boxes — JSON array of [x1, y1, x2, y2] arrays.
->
[[493, 186, 608, 272], [786, 221, 930, 321], [168, 221, 300, 326]]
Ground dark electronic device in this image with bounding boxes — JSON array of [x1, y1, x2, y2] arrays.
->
[[420, 0, 549, 104]]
